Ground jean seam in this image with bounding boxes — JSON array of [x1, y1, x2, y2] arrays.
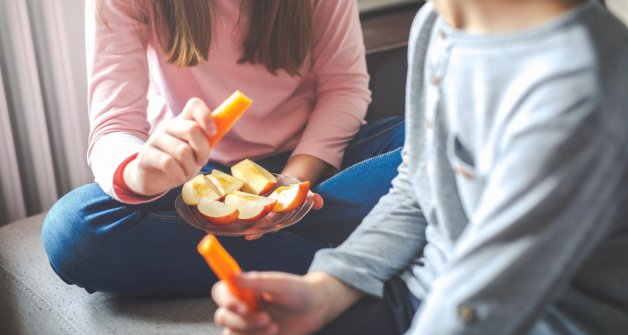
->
[[149, 212, 186, 222], [346, 119, 405, 150]]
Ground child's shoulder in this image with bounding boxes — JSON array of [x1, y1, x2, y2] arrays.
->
[[407, 2, 438, 57], [508, 2, 627, 102], [410, 2, 438, 35]]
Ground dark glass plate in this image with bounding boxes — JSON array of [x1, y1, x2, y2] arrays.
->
[[175, 174, 313, 236]]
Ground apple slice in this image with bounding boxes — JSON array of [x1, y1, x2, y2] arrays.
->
[[230, 159, 277, 195], [182, 175, 222, 205], [224, 191, 277, 221], [198, 198, 239, 225], [268, 181, 311, 213], [208, 170, 244, 197]]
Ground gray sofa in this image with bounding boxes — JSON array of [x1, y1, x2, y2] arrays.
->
[[1, 213, 220, 334], [0, 6, 416, 334]]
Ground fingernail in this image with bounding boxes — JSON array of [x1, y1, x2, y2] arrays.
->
[[207, 124, 217, 137], [236, 303, 248, 314], [266, 323, 279, 335], [256, 313, 270, 326]]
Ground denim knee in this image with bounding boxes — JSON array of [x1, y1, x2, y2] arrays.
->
[[379, 115, 405, 151], [42, 183, 129, 292], [391, 117, 406, 148]]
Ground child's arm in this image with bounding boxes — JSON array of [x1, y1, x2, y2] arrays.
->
[[309, 146, 429, 297]]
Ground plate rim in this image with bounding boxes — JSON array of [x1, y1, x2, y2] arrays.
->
[[175, 174, 313, 236]]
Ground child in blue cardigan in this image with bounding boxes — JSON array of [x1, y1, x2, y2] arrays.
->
[[212, 1, 628, 334]]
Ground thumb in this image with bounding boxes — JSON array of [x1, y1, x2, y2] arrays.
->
[[180, 97, 216, 136], [311, 192, 324, 210]]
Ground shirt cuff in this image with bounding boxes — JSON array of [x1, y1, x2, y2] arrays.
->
[[112, 153, 158, 203], [309, 248, 386, 298], [88, 132, 166, 204]]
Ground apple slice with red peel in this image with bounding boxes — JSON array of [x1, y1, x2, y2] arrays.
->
[[268, 181, 311, 213], [182, 175, 222, 206], [230, 159, 277, 195], [197, 198, 239, 225], [208, 170, 244, 197], [224, 191, 277, 221]]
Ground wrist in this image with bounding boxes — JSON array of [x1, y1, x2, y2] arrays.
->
[[114, 153, 169, 203], [281, 154, 330, 184], [122, 159, 160, 197], [122, 159, 137, 192], [304, 271, 363, 325], [121, 158, 155, 197]]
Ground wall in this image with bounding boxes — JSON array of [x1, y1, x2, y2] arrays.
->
[[608, 0, 628, 25], [359, 0, 420, 12]]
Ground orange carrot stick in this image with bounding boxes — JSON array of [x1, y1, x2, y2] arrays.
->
[[210, 91, 253, 147], [197, 235, 258, 311]]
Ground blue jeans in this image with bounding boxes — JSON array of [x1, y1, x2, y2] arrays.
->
[[317, 276, 421, 335], [42, 116, 404, 297]]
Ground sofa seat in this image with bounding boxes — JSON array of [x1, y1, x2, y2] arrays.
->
[[0, 213, 222, 335]]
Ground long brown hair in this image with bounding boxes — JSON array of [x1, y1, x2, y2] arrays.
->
[[150, 0, 314, 75]]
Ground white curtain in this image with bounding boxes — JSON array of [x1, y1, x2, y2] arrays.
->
[[0, 0, 91, 225]]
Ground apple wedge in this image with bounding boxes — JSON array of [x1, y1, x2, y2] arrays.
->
[[182, 175, 222, 206], [208, 170, 244, 197], [268, 181, 311, 213], [230, 159, 277, 195], [224, 191, 277, 221], [198, 198, 239, 225]]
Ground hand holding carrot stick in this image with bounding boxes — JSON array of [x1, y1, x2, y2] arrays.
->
[[197, 235, 258, 311], [123, 91, 252, 197]]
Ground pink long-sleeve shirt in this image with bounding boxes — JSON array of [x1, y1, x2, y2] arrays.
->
[[86, 0, 371, 203]]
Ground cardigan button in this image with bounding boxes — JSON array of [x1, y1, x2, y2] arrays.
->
[[431, 75, 441, 86], [455, 165, 475, 180], [458, 305, 476, 324]]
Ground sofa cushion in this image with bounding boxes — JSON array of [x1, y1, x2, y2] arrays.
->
[[0, 214, 222, 334]]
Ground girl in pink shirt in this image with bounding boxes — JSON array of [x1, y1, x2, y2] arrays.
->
[[42, 0, 404, 297]]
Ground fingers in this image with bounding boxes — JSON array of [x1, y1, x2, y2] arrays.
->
[[181, 97, 217, 137], [131, 97, 216, 193], [215, 308, 276, 335], [212, 282, 278, 335], [235, 272, 301, 302], [223, 323, 278, 335], [309, 191, 324, 210], [149, 132, 199, 177], [163, 120, 212, 166], [213, 272, 296, 308], [212, 281, 278, 335], [136, 146, 187, 183], [245, 233, 265, 241], [212, 281, 249, 314]]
